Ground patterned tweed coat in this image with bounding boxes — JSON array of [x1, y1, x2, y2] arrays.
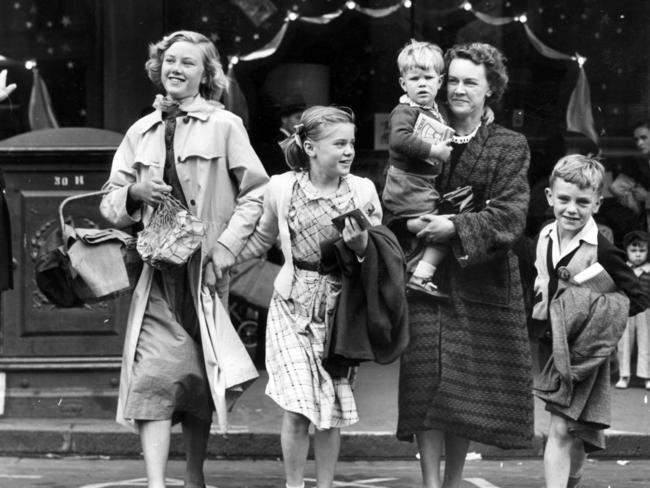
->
[[396, 122, 534, 449]]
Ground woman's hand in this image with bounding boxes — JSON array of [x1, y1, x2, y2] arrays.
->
[[128, 179, 172, 206], [429, 140, 452, 162], [416, 214, 456, 244], [203, 243, 236, 292], [341, 217, 368, 257]]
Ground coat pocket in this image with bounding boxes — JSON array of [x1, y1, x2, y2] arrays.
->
[[132, 154, 164, 180], [177, 131, 225, 163]]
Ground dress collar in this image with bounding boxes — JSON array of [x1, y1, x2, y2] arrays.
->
[[296, 171, 349, 201]]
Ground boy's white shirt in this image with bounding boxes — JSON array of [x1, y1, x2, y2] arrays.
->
[[545, 216, 599, 267]]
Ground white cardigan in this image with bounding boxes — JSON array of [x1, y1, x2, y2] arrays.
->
[[238, 171, 383, 299]]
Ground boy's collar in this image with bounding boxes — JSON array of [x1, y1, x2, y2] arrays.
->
[[629, 262, 650, 273], [543, 216, 599, 245], [399, 94, 438, 113]]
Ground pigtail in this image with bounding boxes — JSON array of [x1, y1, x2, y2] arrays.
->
[[281, 123, 309, 171]]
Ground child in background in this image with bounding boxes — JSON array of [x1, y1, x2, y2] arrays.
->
[[532, 155, 649, 488], [381, 40, 452, 298], [615, 230, 650, 390]]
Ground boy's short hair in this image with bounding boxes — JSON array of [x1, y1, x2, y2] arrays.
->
[[397, 40, 444, 76], [549, 154, 605, 194], [623, 230, 650, 249]]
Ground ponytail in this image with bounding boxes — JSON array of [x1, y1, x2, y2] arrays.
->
[[281, 123, 309, 171]]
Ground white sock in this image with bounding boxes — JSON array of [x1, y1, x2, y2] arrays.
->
[[286, 483, 305, 488], [413, 261, 436, 279]]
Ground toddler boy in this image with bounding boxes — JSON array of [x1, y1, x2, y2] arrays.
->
[[381, 40, 452, 298]]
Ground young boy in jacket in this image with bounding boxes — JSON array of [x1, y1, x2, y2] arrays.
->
[[531, 154, 649, 488]]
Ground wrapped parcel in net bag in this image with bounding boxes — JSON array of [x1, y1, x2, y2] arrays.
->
[[137, 194, 206, 269]]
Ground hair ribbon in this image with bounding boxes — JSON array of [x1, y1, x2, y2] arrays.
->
[[293, 123, 304, 146]]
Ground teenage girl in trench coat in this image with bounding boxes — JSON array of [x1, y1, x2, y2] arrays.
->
[[100, 31, 268, 488]]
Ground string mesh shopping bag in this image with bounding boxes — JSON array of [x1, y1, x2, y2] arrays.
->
[[137, 194, 205, 269]]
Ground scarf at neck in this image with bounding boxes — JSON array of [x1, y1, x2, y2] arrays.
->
[[153, 94, 190, 118]]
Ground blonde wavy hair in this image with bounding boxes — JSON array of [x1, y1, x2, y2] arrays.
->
[[145, 30, 228, 101]]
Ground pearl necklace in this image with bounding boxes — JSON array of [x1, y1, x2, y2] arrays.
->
[[451, 122, 481, 144]]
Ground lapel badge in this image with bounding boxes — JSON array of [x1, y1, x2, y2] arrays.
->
[[557, 266, 571, 281]]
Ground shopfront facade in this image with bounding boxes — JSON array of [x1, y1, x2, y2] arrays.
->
[[0, 0, 648, 417]]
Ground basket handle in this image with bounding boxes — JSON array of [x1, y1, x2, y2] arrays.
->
[[58, 188, 112, 233]]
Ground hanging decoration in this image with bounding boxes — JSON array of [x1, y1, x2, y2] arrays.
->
[[566, 58, 599, 144], [230, 0, 277, 27], [28, 65, 60, 130], [0, 55, 60, 131], [227, 0, 598, 144]]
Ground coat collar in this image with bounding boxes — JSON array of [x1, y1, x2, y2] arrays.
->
[[138, 95, 224, 134]]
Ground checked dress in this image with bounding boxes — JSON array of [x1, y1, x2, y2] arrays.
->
[[265, 173, 359, 429]]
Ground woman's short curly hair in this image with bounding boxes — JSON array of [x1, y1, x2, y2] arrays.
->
[[444, 42, 509, 103], [145, 30, 228, 101]]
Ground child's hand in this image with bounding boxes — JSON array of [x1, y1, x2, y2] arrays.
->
[[341, 217, 368, 257], [429, 140, 452, 162], [482, 106, 495, 124], [203, 243, 236, 294], [129, 179, 172, 206]]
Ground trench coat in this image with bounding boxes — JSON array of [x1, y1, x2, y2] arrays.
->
[[100, 96, 269, 430]]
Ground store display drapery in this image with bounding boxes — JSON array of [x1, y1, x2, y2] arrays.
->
[[229, 0, 598, 144]]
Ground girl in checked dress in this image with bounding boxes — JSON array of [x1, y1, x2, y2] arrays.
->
[[234, 105, 382, 488]]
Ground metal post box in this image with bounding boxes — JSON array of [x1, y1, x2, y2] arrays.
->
[[0, 127, 128, 418]]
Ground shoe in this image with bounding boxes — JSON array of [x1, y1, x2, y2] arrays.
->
[[645, 379, 650, 390], [406, 275, 449, 299], [615, 377, 629, 389]]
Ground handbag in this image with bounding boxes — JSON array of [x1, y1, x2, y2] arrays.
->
[[34, 189, 142, 307], [437, 185, 476, 215]]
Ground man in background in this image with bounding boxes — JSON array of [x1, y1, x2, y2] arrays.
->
[[256, 94, 306, 176]]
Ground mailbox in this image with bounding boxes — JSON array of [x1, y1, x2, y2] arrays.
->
[[0, 127, 128, 418]]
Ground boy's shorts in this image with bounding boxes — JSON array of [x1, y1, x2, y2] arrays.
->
[[545, 404, 606, 452], [382, 165, 439, 218]]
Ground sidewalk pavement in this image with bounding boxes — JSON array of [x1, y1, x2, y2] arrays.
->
[[1, 361, 649, 460]]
